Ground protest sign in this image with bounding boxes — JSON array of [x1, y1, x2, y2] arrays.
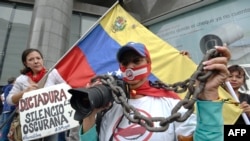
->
[[19, 83, 79, 141]]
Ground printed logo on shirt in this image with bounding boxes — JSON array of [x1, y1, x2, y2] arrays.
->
[[112, 109, 153, 140]]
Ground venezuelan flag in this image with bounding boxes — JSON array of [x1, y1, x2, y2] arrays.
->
[[55, 2, 241, 124]]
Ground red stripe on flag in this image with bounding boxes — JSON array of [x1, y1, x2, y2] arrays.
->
[[55, 46, 95, 88]]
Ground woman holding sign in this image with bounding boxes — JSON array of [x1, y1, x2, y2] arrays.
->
[[6, 48, 65, 141]]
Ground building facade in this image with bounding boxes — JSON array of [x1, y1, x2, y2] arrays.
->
[[1, 0, 248, 89]]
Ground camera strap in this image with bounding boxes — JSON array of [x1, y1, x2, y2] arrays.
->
[[96, 112, 103, 135], [108, 114, 125, 141], [96, 106, 124, 141], [96, 108, 110, 136]]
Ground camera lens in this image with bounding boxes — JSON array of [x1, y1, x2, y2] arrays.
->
[[68, 77, 129, 121]]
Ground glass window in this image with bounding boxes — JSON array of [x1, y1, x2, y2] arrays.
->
[[80, 14, 99, 36], [0, 2, 99, 86], [0, 2, 33, 85], [0, 3, 13, 65], [69, 14, 81, 48], [69, 12, 99, 48]]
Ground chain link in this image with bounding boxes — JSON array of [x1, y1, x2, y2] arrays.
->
[[91, 48, 222, 132]]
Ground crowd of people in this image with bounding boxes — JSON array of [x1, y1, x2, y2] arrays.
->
[[0, 41, 249, 141]]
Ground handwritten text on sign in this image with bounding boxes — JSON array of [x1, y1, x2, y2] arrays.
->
[[19, 83, 79, 141]]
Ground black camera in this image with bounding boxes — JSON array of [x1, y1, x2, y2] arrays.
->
[[68, 76, 129, 121]]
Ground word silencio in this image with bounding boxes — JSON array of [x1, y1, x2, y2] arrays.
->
[[224, 125, 250, 140]]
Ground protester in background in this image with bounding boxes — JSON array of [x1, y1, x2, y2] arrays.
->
[[0, 93, 3, 113], [5, 48, 79, 141], [224, 65, 250, 124], [0, 88, 4, 118], [0, 90, 4, 135], [0, 89, 4, 127], [6, 48, 65, 141], [68, 42, 230, 141], [0, 77, 16, 141]]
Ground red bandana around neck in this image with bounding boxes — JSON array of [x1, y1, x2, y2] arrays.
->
[[26, 67, 46, 83], [130, 80, 180, 99]]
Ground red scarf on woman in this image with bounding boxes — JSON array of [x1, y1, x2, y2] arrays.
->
[[26, 67, 46, 83], [131, 80, 180, 99]]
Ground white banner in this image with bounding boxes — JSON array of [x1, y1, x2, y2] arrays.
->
[[19, 83, 79, 141]]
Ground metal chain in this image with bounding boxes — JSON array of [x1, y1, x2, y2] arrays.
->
[[92, 48, 222, 132]]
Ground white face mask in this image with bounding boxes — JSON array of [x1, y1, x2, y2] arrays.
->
[[120, 64, 151, 81]]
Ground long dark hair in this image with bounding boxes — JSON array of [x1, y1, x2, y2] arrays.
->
[[20, 48, 43, 74]]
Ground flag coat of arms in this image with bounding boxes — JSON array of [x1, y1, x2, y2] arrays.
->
[[53, 2, 241, 124]]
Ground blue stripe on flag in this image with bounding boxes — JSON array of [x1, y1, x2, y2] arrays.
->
[[77, 25, 159, 81]]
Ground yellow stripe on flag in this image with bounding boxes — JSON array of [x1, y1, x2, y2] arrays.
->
[[101, 4, 242, 124]]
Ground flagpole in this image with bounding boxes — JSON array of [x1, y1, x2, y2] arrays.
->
[[225, 81, 250, 125], [38, 1, 120, 88]]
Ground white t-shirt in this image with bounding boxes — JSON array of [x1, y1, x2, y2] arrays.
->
[[99, 96, 196, 141], [6, 69, 65, 105]]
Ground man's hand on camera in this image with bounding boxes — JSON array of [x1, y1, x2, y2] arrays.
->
[[82, 80, 113, 133]]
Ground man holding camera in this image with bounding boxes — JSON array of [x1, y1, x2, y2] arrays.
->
[[69, 42, 230, 141]]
